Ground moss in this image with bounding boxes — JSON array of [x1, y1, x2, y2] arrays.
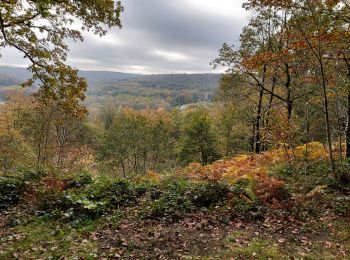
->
[[224, 237, 284, 259]]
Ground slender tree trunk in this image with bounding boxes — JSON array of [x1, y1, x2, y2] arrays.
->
[[346, 66, 350, 158], [320, 62, 336, 175], [266, 76, 276, 124], [285, 66, 295, 158], [263, 76, 276, 151], [225, 129, 231, 157], [153, 152, 158, 171], [304, 100, 310, 174], [255, 88, 264, 154], [200, 145, 208, 165], [287, 100, 293, 121], [255, 64, 267, 154], [133, 149, 138, 172], [251, 121, 256, 152], [285, 63, 293, 121], [335, 93, 343, 166], [143, 151, 147, 173], [121, 160, 126, 178]]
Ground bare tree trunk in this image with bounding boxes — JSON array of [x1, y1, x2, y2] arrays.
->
[[251, 121, 256, 152], [320, 62, 336, 175], [263, 76, 276, 151], [346, 66, 350, 158], [304, 100, 310, 174], [255, 64, 267, 154], [335, 93, 343, 166], [121, 160, 126, 178], [285, 63, 293, 121], [266, 76, 276, 124], [255, 88, 264, 154]]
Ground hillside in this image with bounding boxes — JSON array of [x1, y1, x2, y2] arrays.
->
[[1, 144, 349, 259], [88, 73, 221, 108], [0, 66, 140, 86], [0, 66, 221, 108]]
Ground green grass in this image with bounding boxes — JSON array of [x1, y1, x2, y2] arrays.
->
[[0, 216, 103, 259]]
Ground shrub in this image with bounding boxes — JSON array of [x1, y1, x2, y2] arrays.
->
[[255, 175, 289, 207], [0, 175, 25, 210], [64, 171, 93, 189], [231, 177, 256, 201], [0, 169, 44, 210], [334, 196, 350, 216], [191, 182, 230, 207], [143, 178, 191, 219], [142, 177, 231, 220], [35, 176, 147, 218]]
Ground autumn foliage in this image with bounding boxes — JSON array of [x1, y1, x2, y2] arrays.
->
[[180, 142, 327, 207]]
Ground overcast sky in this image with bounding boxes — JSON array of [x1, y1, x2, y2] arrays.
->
[[0, 0, 248, 74]]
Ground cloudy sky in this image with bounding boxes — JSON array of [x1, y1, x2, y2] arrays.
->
[[0, 0, 249, 74]]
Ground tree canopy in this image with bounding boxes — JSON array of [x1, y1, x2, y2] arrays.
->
[[0, 0, 123, 113]]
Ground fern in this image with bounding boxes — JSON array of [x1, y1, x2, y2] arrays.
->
[[231, 175, 257, 201], [243, 178, 256, 201]]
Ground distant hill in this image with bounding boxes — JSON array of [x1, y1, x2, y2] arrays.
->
[[88, 74, 221, 108], [0, 66, 140, 86], [0, 66, 222, 108], [78, 70, 140, 84], [121, 73, 221, 90], [0, 72, 22, 86]]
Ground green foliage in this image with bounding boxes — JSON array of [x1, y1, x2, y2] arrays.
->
[[0, 175, 25, 210], [141, 177, 231, 220], [65, 171, 93, 189], [231, 177, 257, 201], [224, 237, 282, 259], [0, 169, 44, 210], [36, 174, 146, 218], [143, 178, 195, 220], [98, 107, 176, 176], [2, 166, 281, 221], [191, 182, 230, 207], [268, 160, 333, 193], [334, 196, 350, 215], [216, 103, 251, 156], [179, 108, 220, 165], [0, 131, 33, 173], [0, 0, 123, 112]]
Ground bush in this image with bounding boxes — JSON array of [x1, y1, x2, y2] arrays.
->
[[334, 196, 350, 216], [144, 178, 194, 220], [64, 171, 93, 189], [231, 177, 256, 201], [0, 169, 44, 210], [0, 175, 25, 210], [142, 177, 231, 220], [191, 182, 230, 207], [36, 176, 147, 218]]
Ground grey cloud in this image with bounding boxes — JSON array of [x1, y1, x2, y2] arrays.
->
[[0, 0, 248, 74]]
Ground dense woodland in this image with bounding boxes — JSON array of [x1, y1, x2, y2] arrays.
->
[[0, 0, 350, 259], [86, 73, 220, 108], [0, 67, 220, 108]]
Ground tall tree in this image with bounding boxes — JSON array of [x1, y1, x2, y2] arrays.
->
[[0, 0, 123, 112]]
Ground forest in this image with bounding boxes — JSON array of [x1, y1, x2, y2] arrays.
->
[[0, 67, 220, 108], [0, 0, 350, 259]]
